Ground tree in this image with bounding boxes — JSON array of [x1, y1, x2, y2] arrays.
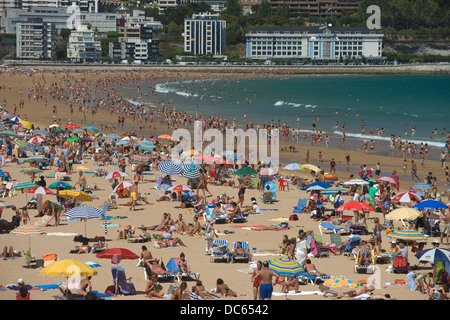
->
[[275, 4, 290, 19], [258, 0, 272, 18], [224, 0, 242, 17]]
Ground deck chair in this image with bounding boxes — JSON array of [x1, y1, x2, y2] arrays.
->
[[153, 176, 163, 190], [210, 240, 229, 263], [231, 241, 251, 263], [297, 272, 332, 285], [354, 250, 376, 273], [32, 215, 55, 227], [166, 258, 200, 281], [318, 222, 352, 234], [329, 233, 343, 248], [293, 198, 307, 213], [264, 181, 277, 202], [111, 266, 136, 295], [342, 237, 361, 259], [203, 205, 227, 224]]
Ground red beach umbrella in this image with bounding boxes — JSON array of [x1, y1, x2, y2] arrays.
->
[[336, 201, 373, 212]]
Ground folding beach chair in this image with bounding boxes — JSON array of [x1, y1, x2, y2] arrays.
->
[[318, 222, 352, 234], [203, 205, 227, 224], [111, 266, 136, 295], [264, 181, 277, 202], [231, 241, 251, 263], [329, 233, 343, 248], [293, 198, 307, 214], [354, 250, 376, 274], [166, 258, 200, 281], [342, 237, 361, 259], [210, 240, 229, 263]]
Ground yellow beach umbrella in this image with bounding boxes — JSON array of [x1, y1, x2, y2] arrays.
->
[[49, 124, 59, 128], [39, 259, 97, 277], [303, 164, 321, 172], [19, 120, 32, 129], [58, 190, 93, 202], [385, 208, 422, 221], [75, 165, 90, 171]]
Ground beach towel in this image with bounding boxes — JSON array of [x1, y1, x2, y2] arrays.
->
[[33, 284, 60, 290], [85, 261, 101, 268], [33, 216, 55, 227], [272, 291, 321, 296], [260, 209, 279, 211]]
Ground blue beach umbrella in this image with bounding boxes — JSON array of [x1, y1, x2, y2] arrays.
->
[[413, 200, 447, 211], [321, 187, 348, 195], [305, 181, 332, 191], [64, 206, 105, 237], [412, 183, 433, 191], [116, 140, 129, 146], [84, 126, 99, 131], [283, 163, 304, 171], [106, 134, 121, 139]]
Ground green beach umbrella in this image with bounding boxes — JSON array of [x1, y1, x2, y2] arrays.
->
[[24, 156, 50, 163], [11, 182, 38, 190], [66, 136, 80, 142], [48, 181, 73, 190], [0, 130, 17, 136], [232, 167, 257, 176]]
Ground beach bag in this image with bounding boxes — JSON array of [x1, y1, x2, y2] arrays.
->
[[289, 214, 298, 221]]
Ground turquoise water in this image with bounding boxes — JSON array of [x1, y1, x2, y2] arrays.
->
[[123, 74, 450, 149]]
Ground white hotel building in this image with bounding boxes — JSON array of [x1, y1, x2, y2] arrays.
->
[[246, 26, 383, 61]]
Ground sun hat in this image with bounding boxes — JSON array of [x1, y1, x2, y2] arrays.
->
[[17, 278, 24, 284], [432, 239, 440, 244]]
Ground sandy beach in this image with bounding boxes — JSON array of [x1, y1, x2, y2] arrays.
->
[[0, 68, 448, 302]]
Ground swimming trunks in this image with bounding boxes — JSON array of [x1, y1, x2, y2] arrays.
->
[[130, 192, 137, 201], [259, 283, 273, 299]]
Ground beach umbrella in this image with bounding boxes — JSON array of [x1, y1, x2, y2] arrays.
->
[[182, 163, 201, 179], [385, 208, 422, 221], [387, 229, 428, 242], [48, 181, 73, 190], [413, 200, 447, 211], [113, 181, 133, 193], [23, 156, 50, 163], [324, 173, 339, 181], [95, 133, 105, 138], [20, 167, 42, 173], [32, 129, 50, 136], [336, 201, 373, 212], [12, 139, 28, 148], [80, 137, 94, 142], [64, 124, 80, 129], [137, 143, 155, 151], [157, 134, 172, 141], [105, 171, 128, 180], [23, 143, 44, 153], [10, 225, 46, 251], [392, 192, 419, 203], [27, 186, 54, 195], [53, 129, 65, 134], [283, 163, 304, 171], [40, 259, 98, 277], [48, 124, 59, 128], [169, 184, 193, 193], [232, 167, 257, 176], [343, 179, 369, 186], [10, 116, 21, 122], [66, 136, 80, 142], [83, 126, 99, 131], [58, 190, 93, 202], [305, 181, 332, 191], [11, 182, 38, 191], [412, 183, 432, 191], [0, 130, 17, 136], [267, 257, 305, 277], [105, 134, 121, 139], [18, 120, 32, 130], [130, 154, 151, 163], [96, 248, 139, 296], [358, 168, 373, 176], [0, 112, 12, 118], [75, 165, 90, 171], [320, 187, 348, 195], [415, 248, 450, 264], [379, 176, 397, 185], [323, 276, 357, 289], [158, 161, 183, 175], [302, 164, 321, 172], [116, 140, 129, 146], [64, 205, 105, 237]]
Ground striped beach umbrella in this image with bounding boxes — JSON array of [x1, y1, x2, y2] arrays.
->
[[113, 181, 133, 193], [415, 248, 450, 264], [157, 134, 172, 141], [392, 192, 419, 203], [268, 257, 305, 277], [324, 173, 339, 181], [305, 181, 332, 191], [158, 161, 183, 175], [11, 182, 38, 190], [27, 186, 55, 195], [387, 229, 428, 242], [385, 208, 422, 221], [169, 184, 193, 193], [323, 276, 357, 289], [105, 171, 128, 180], [10, 116, 21, 122], [343, 179, 369, 186], [138, 143, 155, 151], [182, 163, 201, 179], [10, 225, 46, 251], [130, 154, 151, 162], [320, 187, 347, 195], [65, 206, 105, 237], [23, 143, 45, 153], [105, 134, 121, 139], [0, 130, 17, 136], [24, 156, 50, 163], [13, 139, 28, 148]]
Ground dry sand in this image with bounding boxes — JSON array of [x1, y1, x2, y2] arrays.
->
[[0, 69, 448, 301]]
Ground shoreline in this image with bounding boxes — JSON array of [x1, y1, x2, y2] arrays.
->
[[6, 62, 450, 75]]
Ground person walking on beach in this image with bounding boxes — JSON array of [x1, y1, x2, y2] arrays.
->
[[411, 160, 419, 181], [252, 261, 278, 300]]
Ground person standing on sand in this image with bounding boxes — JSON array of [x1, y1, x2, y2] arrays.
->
[[411, 160, 419, 181], [74, 171, 87, 191], [252, 261, 278, 300]]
